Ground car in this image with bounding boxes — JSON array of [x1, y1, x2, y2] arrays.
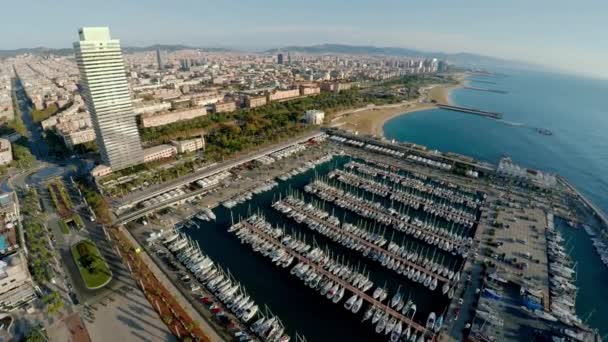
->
[[69, 292, 80, 305]]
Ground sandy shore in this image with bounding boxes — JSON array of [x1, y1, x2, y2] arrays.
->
[[330, 75, 464, 137]]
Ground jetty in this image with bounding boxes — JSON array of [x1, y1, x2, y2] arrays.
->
[[468, 79, 497, 85], [436, 104, 503, 119], [558, 176, 608, 229], [235, 218, 433, 338], [463, 86, 508, 94], [274, 195, 457, 287]]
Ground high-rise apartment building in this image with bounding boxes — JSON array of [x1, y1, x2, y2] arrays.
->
[[277, 53, 284, 65], [74, 27, 144, 170]]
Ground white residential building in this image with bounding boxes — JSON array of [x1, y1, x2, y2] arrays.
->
[[0, 139, 12, 165], [0, 252, 36, 311], [305, 110, 325, 125], [171, 137, 205, 154]]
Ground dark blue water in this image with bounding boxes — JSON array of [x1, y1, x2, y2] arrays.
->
[[185, 157, 452, 341], [384, 69, 608, 335]]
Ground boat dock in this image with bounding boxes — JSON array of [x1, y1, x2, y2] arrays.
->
[[275, 197, 454, 287], [332, 169, 478, 223], [305, 181, 469, 253], [463, 86, 508, 94], [436, 104, 503, 119], [237, 219, 432, 338], [468, 79, 497, 85]]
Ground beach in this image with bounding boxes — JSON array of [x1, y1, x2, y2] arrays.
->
[[330, 75, 463, 137]]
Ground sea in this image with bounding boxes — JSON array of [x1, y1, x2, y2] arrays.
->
[[383, 69, 608, 336]]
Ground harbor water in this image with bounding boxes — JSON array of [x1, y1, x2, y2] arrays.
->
[[183, 156, 458, 341], [384, 69, 608, 335]]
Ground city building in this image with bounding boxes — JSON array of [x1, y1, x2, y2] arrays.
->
[[0, 139, 12, 166], [0, 191, 20, 257], [277, 53, 284, 65], [133, 101, 172, 115], [497, 157, 557, 188], [143, 145, 177, 163], [156, 48, 163, 70], [267, 89, 300, 102], [320, 82, 354, 93], [171, 136, 205, 154], [212, 101, 237, 113], [305, 110, 325, 125], [91, 164, 112, 178], [244, 95, 267, 108], [300, 85, 321, 96], [0, 252, 36, 311], [140, 107, 207, 128], [74, 27, 144, 171], [60, 128, 96, 148], [180, 59, 190, 71]]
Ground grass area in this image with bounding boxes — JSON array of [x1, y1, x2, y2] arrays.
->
[[60, 213, 85, 234], [59, 219, 69, 234], [71, 239, 112, 289], [32, 103, 58, 123], [77, 178, 112, 224]]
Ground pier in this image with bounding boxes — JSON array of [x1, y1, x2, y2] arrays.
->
[[558, 175, 608, 229], [331, 169, 478, 223], [345, 161, 481, 210], [463, 86, 508, 94], [275, 197, 454, 286], [236, 219, 432, 338], [436, 104, 503, 119], [302, 183, 469, 253], [468, 79, 497, 85]]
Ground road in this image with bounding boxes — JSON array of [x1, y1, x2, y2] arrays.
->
[[115, 129, 323, 210], [11, 78, 174, 341]]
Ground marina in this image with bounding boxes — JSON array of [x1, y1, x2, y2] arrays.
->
[[229, 216, 434, 341], [124, 129, 605, 341]]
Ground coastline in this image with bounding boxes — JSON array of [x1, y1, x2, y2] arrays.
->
[[330, 75, 464, 137]]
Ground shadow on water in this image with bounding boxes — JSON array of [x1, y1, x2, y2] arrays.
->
[[183, 156, 455, 341]]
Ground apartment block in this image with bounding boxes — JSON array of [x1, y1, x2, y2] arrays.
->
[[212, 101, 237, 113], [171, 137, 205, 154], [143, 145, 177, 163], [0, 139, 11, 166], [244, 95, 267, 109], [141, 107, 207, 128]]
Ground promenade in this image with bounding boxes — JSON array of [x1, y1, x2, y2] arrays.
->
[[111, 225, 224, 342]]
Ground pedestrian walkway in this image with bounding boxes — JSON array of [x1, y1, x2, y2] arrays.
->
[[115, 226, 224, 342]]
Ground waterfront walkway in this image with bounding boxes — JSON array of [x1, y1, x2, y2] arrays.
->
[[113, 226, 224, 342]]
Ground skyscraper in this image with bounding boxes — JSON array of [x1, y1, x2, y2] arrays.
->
[[74, 27, 143, 171], [277, 53, 284, 65], [156, 47, 163, 70]]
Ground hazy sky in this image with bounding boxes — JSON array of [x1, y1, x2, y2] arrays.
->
[[2, 0, 607, 78]]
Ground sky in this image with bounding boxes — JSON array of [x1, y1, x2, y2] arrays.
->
[[2, 0, 607, 78]]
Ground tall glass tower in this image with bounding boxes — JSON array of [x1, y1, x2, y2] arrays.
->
[[74, 27, 143, 170]]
